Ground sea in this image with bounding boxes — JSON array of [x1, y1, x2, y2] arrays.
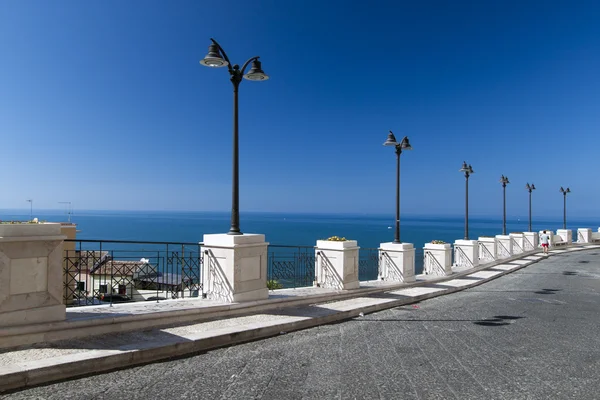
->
[[1, 209, 598, 274]]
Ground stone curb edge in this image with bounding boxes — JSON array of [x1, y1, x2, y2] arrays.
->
[[0, 249, 564, 394]]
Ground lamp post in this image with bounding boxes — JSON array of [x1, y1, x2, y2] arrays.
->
[[525, 183, 535, 232], [459, 162, 474, 240], [26, 199, 33, 220], [59, 201, 72, 223], [559, 187, 570, 229], [383, 132, 412, 244], [500, 175, 509, 235], [200, 38, 269, 235]]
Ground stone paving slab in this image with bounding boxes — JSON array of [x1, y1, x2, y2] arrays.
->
[[1, 245, 598, 393]]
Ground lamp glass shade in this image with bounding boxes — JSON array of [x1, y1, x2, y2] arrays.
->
[[243, 60, 269, 81], [200, 44, 228, 67], [383, 132, 398, 146]]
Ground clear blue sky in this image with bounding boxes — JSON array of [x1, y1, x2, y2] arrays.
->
[[1, 0, 599, 218]]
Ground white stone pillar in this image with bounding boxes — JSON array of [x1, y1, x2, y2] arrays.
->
[[423, 243, 452, 275], [478, 237, 497, 263], [453, 240, 479, 269], [556, 229, 572, 245], [495, 235, 513, 259], [314, 240, 359, 290], [378, 242, 415, 283], [0, 223, 66, 327], [509, 233, 524, 254], [202, 233, 269, 303], [523, 232, 539, 251], [577, 228, 592, 243]]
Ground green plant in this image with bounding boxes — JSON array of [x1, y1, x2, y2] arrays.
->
[[430, 240, 446, 244], [326, 236, 347, 241], [267, 280, 283, 290]]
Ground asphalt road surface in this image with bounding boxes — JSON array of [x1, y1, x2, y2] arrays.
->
[[4, 250, 600, 400]]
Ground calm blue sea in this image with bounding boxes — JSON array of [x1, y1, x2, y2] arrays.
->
[[1, 209, 597, 249]]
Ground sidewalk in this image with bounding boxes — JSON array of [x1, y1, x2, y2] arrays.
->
[[1, 245, 597, 393]]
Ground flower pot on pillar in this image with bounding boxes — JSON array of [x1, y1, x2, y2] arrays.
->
[[202, 233, 269, 303], [523, 232, 539, 251], [453, 239, 479, 269], [556, 229, 572, 244], [577, 228, 592, 243], [378, 242, 415, 282], [314, 240, 360, 290], [495, 235, 513, 259], [0, 223, 67, 327], [423, 242, 452, 275], [477, 237, 497, 263], [509, 233, 524, 254]]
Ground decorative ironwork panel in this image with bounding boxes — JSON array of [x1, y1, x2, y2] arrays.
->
[[63, 239, 204, 307], [523, 237, 535, 251], [267, 246, 315, 289], [512, 238, 523, 254], [381, 252, 404, 282], [359, 248, 379, 281], [317, 252, 343, 290], [204, 250, 232, 303], [497, 242, 511, 258]]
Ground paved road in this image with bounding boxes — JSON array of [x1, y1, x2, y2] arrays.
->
[[4, 250, 600, 400]]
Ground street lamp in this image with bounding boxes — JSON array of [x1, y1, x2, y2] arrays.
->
[[383, 132, 412, 244], [525, 183, 535, 232], [200, 38, 269, 235], [559, 187, 571, 229], [459, 162, 474, 240], [500, 175, 509, 235], [26, 199, 33, 220]]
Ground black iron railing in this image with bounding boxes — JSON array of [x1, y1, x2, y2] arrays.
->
[[63, 239, 203, 307], [358, 247, 379, 281], [267, 245, 315, 289]]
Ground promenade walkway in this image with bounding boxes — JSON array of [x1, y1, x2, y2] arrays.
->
[[1, 246, 599, 397]]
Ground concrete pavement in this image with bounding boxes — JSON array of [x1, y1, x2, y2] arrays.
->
[[1, 246, 599, 397]]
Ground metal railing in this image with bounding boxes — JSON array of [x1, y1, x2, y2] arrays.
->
[[359, 247, 379, 281], [454, 246, 474, 268], [63, 239, 203, 307], [267, 245, 315, 288]]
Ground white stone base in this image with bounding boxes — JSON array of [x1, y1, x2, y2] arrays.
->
[[556, 229, 573, 245], [577, 228, 592, 243], [495, 235, 513, 259], [202, 233, 269, 303], [478, 237, 497, 263], [453, 240, 479, 268], [523, 232, 539, 251], [0, 223, 66, 328], [315, 240, 359, 290], [378, 242, 415, 283], [509, 233, 524, 254], [423, 243, 452, 275]]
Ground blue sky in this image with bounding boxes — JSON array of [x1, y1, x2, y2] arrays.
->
[[1, 0, 599, 218]]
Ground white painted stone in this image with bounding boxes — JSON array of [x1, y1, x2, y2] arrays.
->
[[495, 235, 513, 259], [523, 232, 539, 251], [0, 223, 66, 328], [453, 239, 479, 268], [201, 233, 269, 303], [314, 240, 360, 290], [378, 242, 415, 283], [577, 228, 592, 243], [423, 243, 452, 275], [509, 233, 525, 254], [477, 237, 497, 263], [556, 229, 572, 245]]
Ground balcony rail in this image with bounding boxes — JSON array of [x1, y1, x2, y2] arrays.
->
[[63, 239, 203, 307]]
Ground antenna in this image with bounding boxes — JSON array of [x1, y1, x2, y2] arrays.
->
[[58, 201, 72, 223], [26, 199, 33, 220]]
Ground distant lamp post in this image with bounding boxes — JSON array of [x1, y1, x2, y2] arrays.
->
[[200, 38, 269, 235], [525, 183, 535, 232], [500, 175, 510, 235], [459, 162, 474, 240], [26, 199, 33, 221], [383, 132, 412, 244], [559, 187, 571, 229]]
